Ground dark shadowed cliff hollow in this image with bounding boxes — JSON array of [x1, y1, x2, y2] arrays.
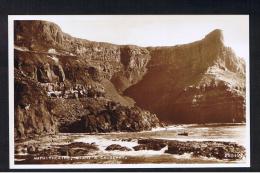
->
[[14, 20, 246, 139]]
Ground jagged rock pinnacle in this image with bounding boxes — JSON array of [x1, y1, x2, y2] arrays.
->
[[204, 29, 224, 45]]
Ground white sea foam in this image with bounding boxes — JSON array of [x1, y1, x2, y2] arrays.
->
[[73, 135, 170, 157], [106, 146, 168, 157], [151, 125, 187, 132], [74, 135, 138, 152]]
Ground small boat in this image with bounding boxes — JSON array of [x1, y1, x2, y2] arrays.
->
[[178, 132, 188, 136]]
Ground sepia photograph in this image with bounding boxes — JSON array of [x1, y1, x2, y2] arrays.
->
[[8, 15, 250, 168]]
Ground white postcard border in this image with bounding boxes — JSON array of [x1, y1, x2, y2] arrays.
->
[[8, 15, 251, 169]]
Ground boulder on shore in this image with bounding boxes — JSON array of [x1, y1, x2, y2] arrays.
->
[[105, 144, 131, 151]]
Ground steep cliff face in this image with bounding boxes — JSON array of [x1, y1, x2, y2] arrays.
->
[[125, 29, 246, 123], [14, 69, 57, 138], [14, 20, 150, 84], [14, 20, 160, 139], [14, 20, 246, 139]]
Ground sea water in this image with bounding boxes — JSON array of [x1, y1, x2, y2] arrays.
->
[[72, 123, 247, 163]]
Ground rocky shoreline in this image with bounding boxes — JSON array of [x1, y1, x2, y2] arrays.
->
[[137, 139, 245, 160], [15, 133, 246, 164]]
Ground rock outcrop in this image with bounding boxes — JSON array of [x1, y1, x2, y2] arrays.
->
[[134, 138, 245, 160], [125, 29, 246, 123], [14, 20, 246, 139], [105, 144, 131, 151]]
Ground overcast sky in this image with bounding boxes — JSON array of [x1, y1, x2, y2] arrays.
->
[[14, 15, 249, 61]]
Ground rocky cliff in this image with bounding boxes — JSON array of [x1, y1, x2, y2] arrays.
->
[[125, 29, 246, 123], [14, 20, 159, 139], [14, 20, 246, 139]]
